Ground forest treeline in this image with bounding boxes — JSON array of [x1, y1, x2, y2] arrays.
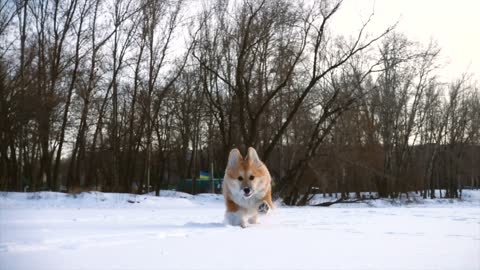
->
[[1, 0, 479, 205]]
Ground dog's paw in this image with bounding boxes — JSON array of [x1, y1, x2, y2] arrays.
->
[[240, 220, 248, 228], [258, 201, 270, 213]]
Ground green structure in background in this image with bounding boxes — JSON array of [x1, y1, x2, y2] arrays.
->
[[177, 178, 223, 194]]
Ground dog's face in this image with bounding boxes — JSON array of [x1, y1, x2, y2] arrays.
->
[[224, 147, 270, 199]]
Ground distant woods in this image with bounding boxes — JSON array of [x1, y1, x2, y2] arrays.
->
[[1, 0, 479, 204]]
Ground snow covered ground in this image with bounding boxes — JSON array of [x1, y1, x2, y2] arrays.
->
[[0, 190, 479, 270]]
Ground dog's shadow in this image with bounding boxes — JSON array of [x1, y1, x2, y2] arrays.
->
[[182, 222, 226, 228], [139, 222, 226, 230]]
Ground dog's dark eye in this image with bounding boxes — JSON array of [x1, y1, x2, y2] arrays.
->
[[238, 176, 243, 181], [249, 175, 255, 180]]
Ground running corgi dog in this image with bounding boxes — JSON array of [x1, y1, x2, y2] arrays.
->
[[222, 147, 274, 228]]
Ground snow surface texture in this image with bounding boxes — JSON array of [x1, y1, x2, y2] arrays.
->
[[0, 191, 479, 270]]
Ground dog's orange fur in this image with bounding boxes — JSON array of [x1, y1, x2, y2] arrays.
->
[[262, 188, 274, 209], [225, 194, 240, 212]]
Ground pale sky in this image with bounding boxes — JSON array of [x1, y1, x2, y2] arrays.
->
[[332, 0, 480, 81]]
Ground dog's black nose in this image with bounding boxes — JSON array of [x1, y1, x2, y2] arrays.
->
[[243, 187, 251, 194]]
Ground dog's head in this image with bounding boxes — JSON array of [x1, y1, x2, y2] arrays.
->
[[224, 147, 270, 198]]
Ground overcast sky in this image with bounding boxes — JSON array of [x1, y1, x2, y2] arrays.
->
[[332, 0, 480, 81]]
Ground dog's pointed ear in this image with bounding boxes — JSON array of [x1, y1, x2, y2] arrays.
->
[[227, 148, 242, 169], [247, 147, 263, 168]]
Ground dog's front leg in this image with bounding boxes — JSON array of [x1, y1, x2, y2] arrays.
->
[[225, 211, 247, 228], [258, 200, 270, 214], [248, 214, 259, 224]]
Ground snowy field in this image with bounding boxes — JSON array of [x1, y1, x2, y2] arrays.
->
[[0, 191, 479, 270]]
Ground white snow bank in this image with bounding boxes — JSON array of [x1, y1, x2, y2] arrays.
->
[[2, 189, 479, 210], [0, 190, 224, 209], [307, 189, 480, 208]]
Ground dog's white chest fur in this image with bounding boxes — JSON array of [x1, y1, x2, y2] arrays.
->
[[229, 188, 265, 209]]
